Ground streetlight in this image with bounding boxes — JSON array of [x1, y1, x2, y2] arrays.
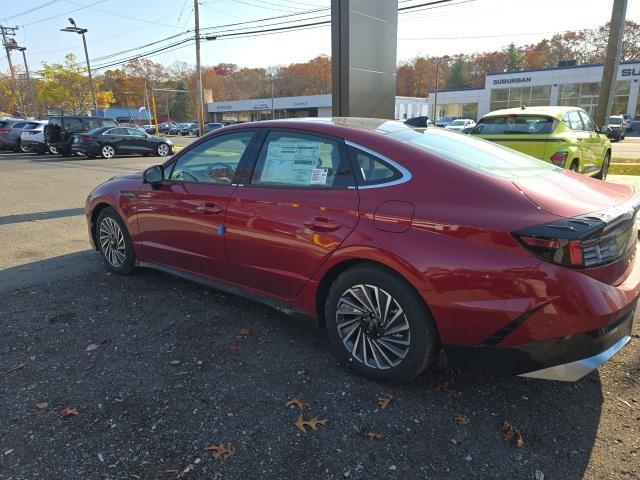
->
[[61, 17, 97, 114]]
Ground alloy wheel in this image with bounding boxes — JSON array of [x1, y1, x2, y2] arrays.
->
[[102, 145, 115, 159], [336, 284, 411, 370], [157, 143, 169, 156], [99, 217, 126, 268]]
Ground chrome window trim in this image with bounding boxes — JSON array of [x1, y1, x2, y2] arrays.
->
[[345, 140, 412, 189]]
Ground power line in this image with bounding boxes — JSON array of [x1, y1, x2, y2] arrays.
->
[[1, 0, 62, 22], [63, 0, 179, 28], [21, 0, 108, 27]]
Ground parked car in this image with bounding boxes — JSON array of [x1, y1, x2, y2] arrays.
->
[[0, 119, 31, 152], [204, 122, 224, 134], [19, 120, 49, 154], [181, 123, 198, 136], [45, 116, 118, 156], [168, 123, 184, 135], [71, 126, 172, 159], [86, 118, 638, 384], [435, 116, 459, 127], [141, 124, 157, 134], [621, 113, 633, 131], [444, 118, 476, 132], [157, 122, 175, 134], [471, 106, 611, 179], [605, 115, 626, 142], [404, 116, 431, 128]]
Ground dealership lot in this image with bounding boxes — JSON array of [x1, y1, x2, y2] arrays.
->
[[1, 150, 639, 479]]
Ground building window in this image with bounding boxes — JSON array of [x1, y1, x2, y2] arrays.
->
[[559, 81, 630, 116], [438, 103, 479, 120], [490, 85, 551, 111]]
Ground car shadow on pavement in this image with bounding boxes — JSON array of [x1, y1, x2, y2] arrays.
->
[[0, 207, 85, 226], [0, 255, 608, 479]]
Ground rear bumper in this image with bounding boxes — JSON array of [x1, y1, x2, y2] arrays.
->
[[443, 301, 636, 381]]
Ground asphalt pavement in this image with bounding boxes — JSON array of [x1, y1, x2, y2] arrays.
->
[[0, 150, 639, 480]]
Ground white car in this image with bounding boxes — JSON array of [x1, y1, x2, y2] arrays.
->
[[20, 120, 48, 154], [444, 119, 476, 132]]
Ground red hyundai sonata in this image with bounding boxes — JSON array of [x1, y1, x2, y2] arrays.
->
[[85, 118, 639, 383]]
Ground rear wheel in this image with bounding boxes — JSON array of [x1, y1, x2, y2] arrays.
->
[[325, 264, 438, 383], [96, 207, 137, 275], [569, 161, 579, 173], [101, 144, 116, 159], [48, 145, 58, 155], [596, 152, 611, 180]]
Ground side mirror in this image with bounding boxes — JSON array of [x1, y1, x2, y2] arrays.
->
[[143, 165, 164, 185]]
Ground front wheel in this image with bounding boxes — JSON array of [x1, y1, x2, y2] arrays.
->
[[596, 152, 611, 180], [48, 145, 58, 155], [156, 143, 170, 157], [325, 264, 438, 383], [96, 207, 137, 275]]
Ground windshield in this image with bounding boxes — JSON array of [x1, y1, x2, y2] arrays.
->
[[449, 120, 466, 126], [22, 122, 42, 130], [471, 115, 555, 135], [609, 117, 622, 125], [389, 127, 558, 179]]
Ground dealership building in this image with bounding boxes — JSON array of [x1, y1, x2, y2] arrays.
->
[[207, 94, 428, 122], [430, 61, 640, 121]]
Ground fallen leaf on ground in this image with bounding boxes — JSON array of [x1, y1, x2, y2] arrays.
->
[[501, 421, 524, 447], [295, 415, 328, 433], [377, 394, 393, 410], [227, 343, 241, 350], [454, 413, 470, 424], [177, 463, 195, 477], [60, 407, 79, 417], [360, 430, 382, 439], [235, 328, 250, 341], [437, 383, 459, 396], [35, 402, 48, 409], [86, 344, 98, 352], [618, 398, 633, 408], [285, 397, 309, 411], [203, 442, 236, 460]]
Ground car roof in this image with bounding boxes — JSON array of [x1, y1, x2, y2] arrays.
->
[[482, 106, 584, 120], [227, 117, 417, 136]]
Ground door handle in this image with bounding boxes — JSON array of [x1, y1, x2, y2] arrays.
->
[[197, 203, 223, 215], [304, 217, 340, 232]]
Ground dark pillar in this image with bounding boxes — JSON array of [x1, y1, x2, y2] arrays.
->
[[331, 0, 398, 119]]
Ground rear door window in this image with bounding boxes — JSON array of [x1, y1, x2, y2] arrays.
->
[[250, 131, 354, 188], [63, 117, 83, 130], [564, 111, 584, 131], [472, 115, 555, 135], [347, 146, 401, 186]]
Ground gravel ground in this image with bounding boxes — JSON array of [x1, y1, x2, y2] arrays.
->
[[1, 261, 639, 480]]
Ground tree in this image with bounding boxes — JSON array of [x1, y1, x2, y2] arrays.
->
[[444, 57, 471, 89], [37, 53, 94, 113], [503, 43, 524, 72], [169, 79, 194, 121]]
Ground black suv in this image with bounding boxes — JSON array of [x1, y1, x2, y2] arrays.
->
[[45, 116, 117, 155]]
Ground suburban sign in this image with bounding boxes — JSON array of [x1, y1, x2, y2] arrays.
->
[[492, 77, 533, 85]]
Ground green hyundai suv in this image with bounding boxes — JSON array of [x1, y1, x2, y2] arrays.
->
[[471, 106, 611, 179]]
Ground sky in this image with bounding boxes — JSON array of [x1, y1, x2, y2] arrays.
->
[[1, 0, 639, 75]]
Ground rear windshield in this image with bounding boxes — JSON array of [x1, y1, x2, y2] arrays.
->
[[449, 120, 466, 126], [12, 122, 27, 129], [22, 122, 42, 130], [0, 121, 8, 128], [389, 127, 557, 179], [609, 117, 622, 125], [471, 115, 555, 135]]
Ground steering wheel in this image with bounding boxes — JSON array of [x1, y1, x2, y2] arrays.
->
[[175, 170, 200, 182], [207, 163, 235, 183]]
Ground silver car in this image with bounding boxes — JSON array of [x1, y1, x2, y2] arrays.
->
[[0, 119, 31, 151]]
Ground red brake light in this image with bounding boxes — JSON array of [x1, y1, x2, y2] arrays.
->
[[0, 127, 10, 133], [568, 240, 584, 265], [80, 135, 94, 141], [550, 151, 568, 167]]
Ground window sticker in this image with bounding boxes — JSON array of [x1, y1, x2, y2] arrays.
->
[[261, 141, 322, 185], [310, 168, 328, 185]]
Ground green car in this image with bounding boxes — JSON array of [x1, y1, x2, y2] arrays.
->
[[471, 106, 611, 179]]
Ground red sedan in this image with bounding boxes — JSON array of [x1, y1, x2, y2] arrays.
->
[[85, 118, 639, 383]]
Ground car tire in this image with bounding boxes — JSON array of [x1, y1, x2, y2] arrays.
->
[[156, 143, 170, 157], [48, 145, 58, 155], [569, 161, 579, 172], [325, 264, 438, 383], [20, 144, 32, 153], [101, 144, 116, 159], [596, 152, 611, 180], [96, 207, 137, 275]]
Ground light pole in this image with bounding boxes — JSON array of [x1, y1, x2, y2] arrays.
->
[[61, 18, 97, 114], [432, 60, 440, 124]]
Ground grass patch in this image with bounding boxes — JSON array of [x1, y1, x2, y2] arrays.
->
[[609, 163, 640, 175], [611, 157, 640, 164]]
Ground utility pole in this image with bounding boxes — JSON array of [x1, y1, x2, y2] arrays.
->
[[432, 60, 440, 124], [194, 0, 205, 134], [595, 0, 628, 128], [0, 25, 17, 79], [17, 47, 36, 117]]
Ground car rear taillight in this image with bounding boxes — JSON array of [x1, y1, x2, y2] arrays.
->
[[514, 210, 639, 268], [80, 135, 95, 142], [0, 127, 10, 134], [550, 151, 568, 167]]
